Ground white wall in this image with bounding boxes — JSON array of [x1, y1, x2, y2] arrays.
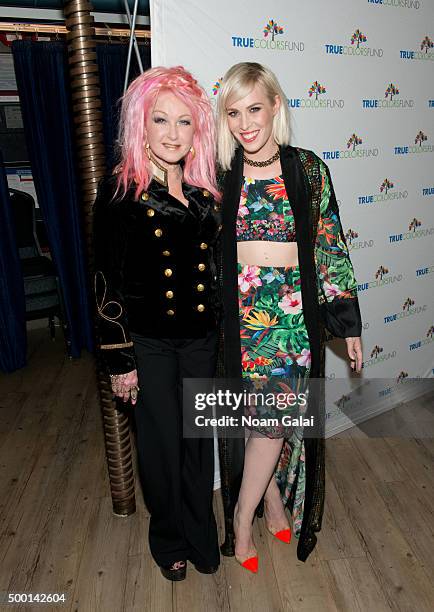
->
[[151, 0, 434, 435]]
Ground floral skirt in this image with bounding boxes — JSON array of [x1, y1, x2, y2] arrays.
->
[[238, 263, 311, 536]]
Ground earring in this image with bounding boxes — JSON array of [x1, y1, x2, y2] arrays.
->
[[189, 146, 195, 159], [145, 142, 151, 160]]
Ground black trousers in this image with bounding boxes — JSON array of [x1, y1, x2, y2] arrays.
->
[[132, 330, 220, 567]]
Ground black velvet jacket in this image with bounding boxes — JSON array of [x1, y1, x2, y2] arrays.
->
[[93, 175, 221, 374], [217, 145, 362, 563]]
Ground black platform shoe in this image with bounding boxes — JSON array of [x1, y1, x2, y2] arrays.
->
[[159, 560, 187, 581]]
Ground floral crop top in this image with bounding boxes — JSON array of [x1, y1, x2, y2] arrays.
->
[[236, 176, 296, 242]]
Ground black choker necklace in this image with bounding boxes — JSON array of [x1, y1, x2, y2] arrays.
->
[[243, 149, 280, 167]]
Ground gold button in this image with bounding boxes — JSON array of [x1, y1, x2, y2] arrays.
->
[[198, 263, 206, 271], [218, 225, 222, 232], [146, 208, 155, 217], [197, 304, 205, 312], [200, 242, 208, 250], [203, 189, 210, 197], [162, 250, 171, 256], [166, 290, 174, 299], [167, 309, 175, 316], [164, 268, 173, 277], [154, 229, 163, 238], [141, 192, 149, 201], [197, 284, 205, 292]]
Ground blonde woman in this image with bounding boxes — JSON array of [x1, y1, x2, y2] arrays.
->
[[216, 62, 362, 572]]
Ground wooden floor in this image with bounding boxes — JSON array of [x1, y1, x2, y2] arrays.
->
[[1, 329, 433, 612]]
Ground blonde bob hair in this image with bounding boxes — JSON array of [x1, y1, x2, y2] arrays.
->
[[217, 62, 290, 170]]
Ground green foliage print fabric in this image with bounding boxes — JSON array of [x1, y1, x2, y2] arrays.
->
[[237, 262, 308, 536], [315, 162, 358, 305]]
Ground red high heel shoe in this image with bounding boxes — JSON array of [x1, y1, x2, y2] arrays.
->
[[235, 550, 259, 574], [264, 500, 292, 544], [267, 526, 291, 544], [234, 505, 259, 573]]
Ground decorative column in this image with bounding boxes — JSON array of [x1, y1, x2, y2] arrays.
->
[[63, 0, 136, 516]]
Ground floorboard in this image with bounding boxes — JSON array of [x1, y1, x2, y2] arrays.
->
[[0, 330, 433, 611]]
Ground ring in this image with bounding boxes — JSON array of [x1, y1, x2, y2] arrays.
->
[[130, 386, 139, 401]]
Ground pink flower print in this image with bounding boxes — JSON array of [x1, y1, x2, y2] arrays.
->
[[238, 204, 249, 217], [278, 290, 302, 314], [238, 265, 262, 293], [297, 348, 311, 368], [236, 218, 248, 234], [323, 281, 343, 299]]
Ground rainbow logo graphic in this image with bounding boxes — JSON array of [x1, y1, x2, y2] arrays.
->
[[384, 298, 427, 325], [212, 78, 223, 96], [400, 36, 434, 61], [263, 19, 284, 41], [394, 131, 434, 155], [345, 228, 375, 251], [389, 218, 434, 243], [351, 29, 367, 48], [362, 82, 414, 108], [322, 133, 378, 161], [358, 178, 408, 205], [288, 82, 344, 110], [325, 28, 383, 57], [308, 81, 326, 100], [231, 19, 304, 52]]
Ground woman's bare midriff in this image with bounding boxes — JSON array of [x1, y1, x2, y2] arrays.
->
[[237, 241, 299, 267]]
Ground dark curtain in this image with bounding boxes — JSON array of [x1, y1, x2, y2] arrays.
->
[[96, 42, 151, 171], [11, 40, 93, 358], [0, 152, 27, 372]]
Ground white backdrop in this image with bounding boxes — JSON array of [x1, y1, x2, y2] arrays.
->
[[150, 0, 434, 435]]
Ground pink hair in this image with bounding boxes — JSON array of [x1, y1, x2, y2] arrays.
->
[[114, 66, 220, 201]]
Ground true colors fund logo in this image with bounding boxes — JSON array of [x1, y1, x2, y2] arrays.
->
[[389, 218, 434, 243], [362, 344, 397, 368], [357, 178, 408, 205], [288, 81, 344, 110], [416, 265, 434, 278], [231, 19, 304, 52], [394, 131, 434, 155], [345, 228, 375, 251], [322, 133, 379, 161], [362, 82, 414, 108], [357, 265, 403, 292], [409, 326, 434, 351], [325, 28, 383, 57], [384, 297, 427, 324], [400, 35, 434, 60], [368, 0, 421, 10]]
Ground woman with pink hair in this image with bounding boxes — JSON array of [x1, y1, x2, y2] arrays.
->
[[93, 66, 221, 581]]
